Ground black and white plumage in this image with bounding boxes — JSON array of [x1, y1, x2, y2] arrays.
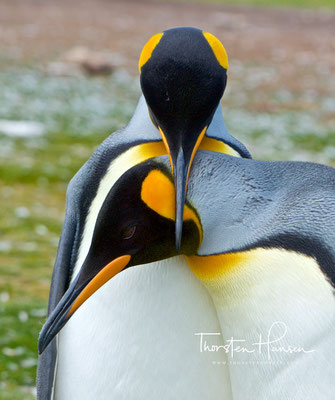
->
[[37, 27, 253, 399], [161, 151, 335, 399], [38, 25, 335, 400], [37, 33, 251, 398]]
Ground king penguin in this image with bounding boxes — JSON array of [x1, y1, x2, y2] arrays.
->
[[183, 151, 335, 400], [37, 159, 233, 400], [37, 27, 248, 400], [139, 27, 251, 248], [39, 152, 335, 399]]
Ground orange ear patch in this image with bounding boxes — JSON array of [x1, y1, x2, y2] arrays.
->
[[139, 32, 163, 72], [203, 32, 229, 70], [141, 170, 175, 220], [141, 169, 203, 239]]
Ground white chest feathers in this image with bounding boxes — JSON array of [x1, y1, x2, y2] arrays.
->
[[54, 257, 233, 400], [189, 248, 335, 400]]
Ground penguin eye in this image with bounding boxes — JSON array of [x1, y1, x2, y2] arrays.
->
[[121, 225, 137, 240]]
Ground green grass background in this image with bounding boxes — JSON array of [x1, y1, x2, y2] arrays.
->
[[0, 69, 139, 399]]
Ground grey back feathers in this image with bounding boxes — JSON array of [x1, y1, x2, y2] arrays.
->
[[156, 151, 335, 284], [187, 151, 335, 284]]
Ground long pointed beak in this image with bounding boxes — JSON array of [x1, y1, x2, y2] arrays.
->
[[38, 254, 131, 354], [174, 148, 187, 252], [158, 126, 207, 252]]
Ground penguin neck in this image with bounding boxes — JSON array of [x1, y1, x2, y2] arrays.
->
[[206, 103, 230, 141], [186, 248, 335, 398], [205, 104, 251, 159]]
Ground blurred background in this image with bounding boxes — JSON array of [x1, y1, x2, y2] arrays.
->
[[0, 0, 334, 398]]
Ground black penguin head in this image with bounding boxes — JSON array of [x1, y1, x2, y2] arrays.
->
[[139, 27, 228, 251], [38, 160, 202, 354]]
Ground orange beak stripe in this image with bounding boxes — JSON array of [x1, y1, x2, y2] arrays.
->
[[186, 126, 207, 188], [158, 126, 174, 174], [67, 254, 131, 317]]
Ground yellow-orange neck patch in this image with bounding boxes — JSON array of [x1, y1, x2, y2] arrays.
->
[[139, 32, 163, 72], [141, 169, 203, 240], [186, 252, 252, 282], [199, 136, 239, 156], [203, 32, 229, 70]]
